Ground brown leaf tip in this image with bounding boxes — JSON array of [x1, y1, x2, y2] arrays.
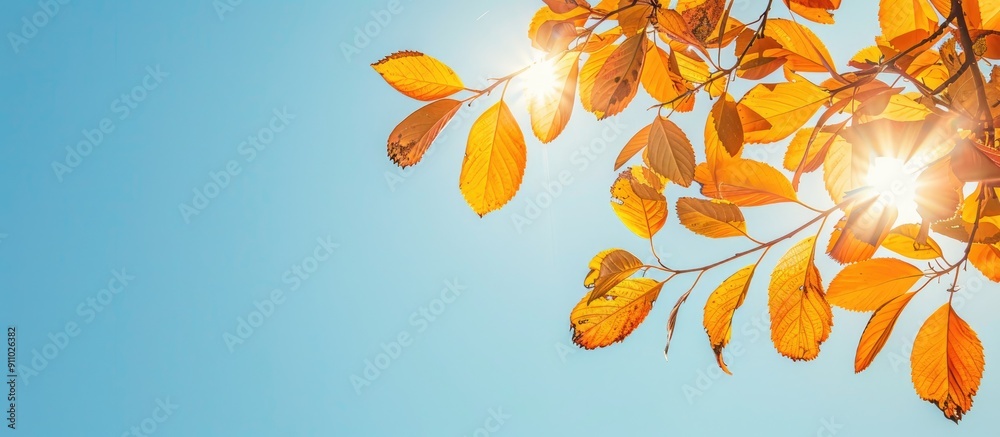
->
[[371, 50, 426, 67]]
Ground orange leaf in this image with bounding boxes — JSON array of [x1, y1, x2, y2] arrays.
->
[[386, 99, 462, 167], [882, 224, 944, 260], [695, 159, 798, 206], [584, 248, 621, 288], [610, 166, 669, 240], [372, 51, 465, 101], [591, 34, 646, 119], [711, 93, 744, 157], [529, 52, 581, 143], [827, 194, 898, 264], [855, 292, 916, 372], [737, 81, 829, 144], [571, 278, 664, 349], [911, 304, 985, 423], [589, 248, 643, 303], [644, 117, 696, 187], [676, 197, 747, 238], [879, 0, 939, 51], [703, 264, 757, 374], [969, 243, 1000, 282], [827, 258, 924, 312], [768, 236, 833, 361], [579, 44, 617, 114], [458, 100, 527, 216], [614, 124, 651, 171]]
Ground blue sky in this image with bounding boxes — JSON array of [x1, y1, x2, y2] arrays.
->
[[1, 0, 998, 435]]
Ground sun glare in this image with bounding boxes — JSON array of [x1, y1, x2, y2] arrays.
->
[[520, 58, 560, 99], [866, 156, 920, 224]]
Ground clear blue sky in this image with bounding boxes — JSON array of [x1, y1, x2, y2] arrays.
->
[[1, 1, 998, 435]]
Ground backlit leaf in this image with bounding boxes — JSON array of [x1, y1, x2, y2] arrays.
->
[[676, 197, 747, 238], [769, 236, 833, 361], [589, 249, 644, 303], [695, 159, 798, 206], [459, 101, 527, 216], [529, 52, 581, 143], [387, 99, 462, 167], [911, 304, 985, 423], [882, 224, 944, 259], [969, 243, 1000, 282], [704, 264, 757, 374], [592, 34, 646, 119], [645, 117, 696, 187], [372, 51, 465, 101], [571, 278, 663, 349], [610, 166, 668, 240], [738, 81, 829, 144], [855, 292, 916, 372], [827, 258, 923, 312]]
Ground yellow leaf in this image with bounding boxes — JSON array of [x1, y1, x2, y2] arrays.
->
[[529, 6, 589, 52], [969, 243, 1000, 282], [611, 166, 668, 239], [703, 264, 757, 375], [616, 0, 653, 35], [579, 44, 617, 114], [911, 304, 985, 423], [529, 52, 580, 143], [879, 0, 938, 51], [614, 124, 651, 171], [589, 248, 644, 303], [827, 258, 924, 312], [784, 0, 841, 24], [876, 94, 933, 122], [738, 81, 829, 144], [768, 236, 833, 361], [676, 197, 747, 238], [822, 137, 869, 204], [571, 278, 663, 349], [644, 117, 696, 187], [855, 292, 916, 372], [882, 224, 944, 259], [640, 44, 682, 103], [695, 159, 798, 206], [458, 101, 527, 216], [827, 196, 898, 264], [372, 51, 465, 101], [387, 99, 462, 168], [762, 18, 838, 74], [592, 33, 646, 119], [584, 248, 621, 288]]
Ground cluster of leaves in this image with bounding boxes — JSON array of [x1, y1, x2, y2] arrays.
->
[[374, 0, 1000, 423]]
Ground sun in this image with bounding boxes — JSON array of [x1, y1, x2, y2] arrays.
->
[[519, 58, 560, 99], [866, 156, 921, 224]]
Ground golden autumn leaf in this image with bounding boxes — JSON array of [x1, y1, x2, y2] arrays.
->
[[827, 194, 898, 264], [703, 264, 757, 374], [591, 33, 646, 119], [529, 6, 589, 53], [676, 197, 747, 238], [584, 248, 621, 288], [738, 81, 829, 144], [882, 224, 944, 259], [459, 100, 527, 217], [644, 117, 696, 187], [528, 52, 580, 143], [711, 93, 744, 157], [784, 0, 841, 24], [610, 166, 668, 240], [614, 124, 651, 171], [827, 258, 924, 311], [783, 127, 838, 172], [762, 18, 838, 74], [579, 44, 617, 113], [911, 304, 985, 423], [640, 44, 683, 103], [372, 51, 465, 101], [544, 0, 590, 14], [589, 248, 644, 303], [769, 236, 833, 361], [386, 99, 462, 167], [969, 243, 1000, 282], [822, 136, 869, 204], [695, 159, 798, 206], [879, 0, 939, 51], [571, 278, 664, 349], [855, 292, 916, 373], [616, 0, 653, 36], [679, 0, 726, 43]]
